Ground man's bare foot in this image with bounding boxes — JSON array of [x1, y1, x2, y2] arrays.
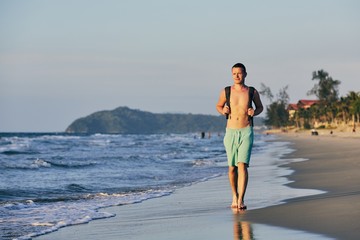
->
[[238, 201, 247, 210], [231, 195, 238, 208]]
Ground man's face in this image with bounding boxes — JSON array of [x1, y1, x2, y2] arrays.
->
[[232, 67, 246, 84]]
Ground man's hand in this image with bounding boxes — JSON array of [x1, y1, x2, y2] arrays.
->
[[247, 108, 255, 117], [223, 105, 230, 115]]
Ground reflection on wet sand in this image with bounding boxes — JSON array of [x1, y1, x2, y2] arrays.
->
[[232, 209, 254, 240]]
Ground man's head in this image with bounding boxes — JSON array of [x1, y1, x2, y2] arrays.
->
[[232, 63, 247, 84], [232, 63, 247, 75]]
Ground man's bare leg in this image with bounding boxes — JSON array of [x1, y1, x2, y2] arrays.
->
[[228, 166, 238, 208], [237, 163, 248, 209]]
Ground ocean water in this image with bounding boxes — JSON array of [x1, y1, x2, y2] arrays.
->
[[0, 132, 324, 240]]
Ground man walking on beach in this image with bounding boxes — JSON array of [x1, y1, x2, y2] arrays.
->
[[216, 63, 263, 210]]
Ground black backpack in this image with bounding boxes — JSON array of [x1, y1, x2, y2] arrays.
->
[[224, 86, 255, 126]]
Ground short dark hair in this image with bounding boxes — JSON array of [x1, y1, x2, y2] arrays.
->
[[232, 63, 247, 74]]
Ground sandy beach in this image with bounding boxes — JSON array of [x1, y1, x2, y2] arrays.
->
[[244, 131, 360, 240], [35, 131, 360, 240]]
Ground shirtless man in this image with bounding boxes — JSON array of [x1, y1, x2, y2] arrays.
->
[[216, 63, 263, 210]]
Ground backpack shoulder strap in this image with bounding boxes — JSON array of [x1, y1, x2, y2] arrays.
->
[[224, 86, 231, 119], [248, 86, 255, 126], [225, 86, 231, 106], [248, 86, 254, 108]]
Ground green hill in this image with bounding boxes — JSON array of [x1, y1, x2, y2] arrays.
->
[[65, 106, 227, 134], [65, 106, 264, 134]]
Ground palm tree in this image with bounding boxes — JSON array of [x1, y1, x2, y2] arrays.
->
[[308, 70, 341, 103], [308, 70, 341, 126]]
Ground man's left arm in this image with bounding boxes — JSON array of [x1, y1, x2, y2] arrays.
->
[[252, 89, 263, 116]]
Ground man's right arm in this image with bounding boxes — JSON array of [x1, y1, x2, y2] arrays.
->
[[216, 89, 229, 115]]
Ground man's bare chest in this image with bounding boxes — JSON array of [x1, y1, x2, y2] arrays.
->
[[230, 92, 249, 109]]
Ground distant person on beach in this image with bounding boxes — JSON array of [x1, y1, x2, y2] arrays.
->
[[216, 63, 263, 210]]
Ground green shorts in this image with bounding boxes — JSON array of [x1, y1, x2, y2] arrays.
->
[[223, 127, 254, 167]]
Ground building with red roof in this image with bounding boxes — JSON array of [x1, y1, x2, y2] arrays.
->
[[287, 100, 320, 119]]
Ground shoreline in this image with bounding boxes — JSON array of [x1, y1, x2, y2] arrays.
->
[[34, 132, 360, 240], [244, 132, 360, 239]]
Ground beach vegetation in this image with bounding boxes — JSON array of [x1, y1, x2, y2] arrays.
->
[[260, 84, 290, 127], [262, 70, 360, 131]]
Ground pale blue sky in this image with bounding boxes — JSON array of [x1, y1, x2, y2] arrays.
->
[[1, 0, 359, 132]]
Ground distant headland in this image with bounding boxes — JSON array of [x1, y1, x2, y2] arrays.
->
[[65, 106, 263, 134]]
